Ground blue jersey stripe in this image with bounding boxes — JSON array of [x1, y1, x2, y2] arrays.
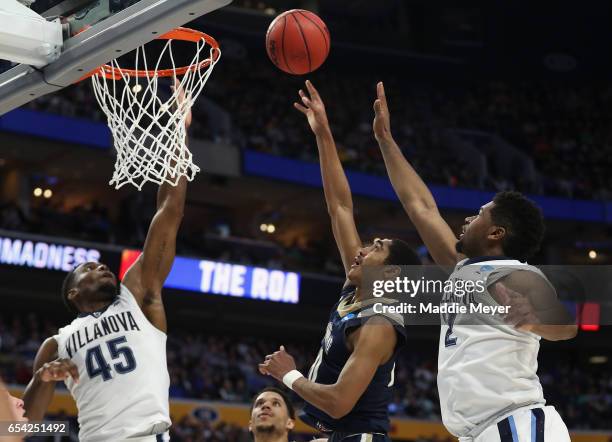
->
[[509, 416, 519, 442]]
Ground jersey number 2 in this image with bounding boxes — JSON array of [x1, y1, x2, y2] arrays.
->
[[85, 336, 136, 381]]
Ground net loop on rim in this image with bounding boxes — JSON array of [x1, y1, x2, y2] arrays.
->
[[91, 27, 220, 190]]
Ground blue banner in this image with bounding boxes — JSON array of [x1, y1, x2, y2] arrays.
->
[[0, 108, 111, 149], [163, 257, 300, 303], [243, 150, 611, 223]]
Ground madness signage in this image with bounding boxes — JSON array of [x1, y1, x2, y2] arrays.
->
[[0, 235, 102, 271]]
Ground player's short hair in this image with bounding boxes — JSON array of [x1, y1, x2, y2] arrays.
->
[[61, 269, 80, 315], [491, 191, 545, 262], [385, 239, 421, 266], [250, 386, 295, 419]]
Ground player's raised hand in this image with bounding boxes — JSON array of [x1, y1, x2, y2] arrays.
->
[[258, 345, 297, 381], [493, 282, 541, 332], [37, 358, 79, 384], [373, 82, 393, 144], [172, 77, 192, 130], [294, 80, 330, 135]]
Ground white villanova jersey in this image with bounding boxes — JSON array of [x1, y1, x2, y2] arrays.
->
[[437, 258, 548, 438], [54, 284, 170, 442]]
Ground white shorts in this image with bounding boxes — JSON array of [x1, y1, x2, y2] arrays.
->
[[459, 406, 570, 442]]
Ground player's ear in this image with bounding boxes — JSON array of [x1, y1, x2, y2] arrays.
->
[[383, 265, 401, 279], [286, 417, 295, 431], [488, 225, 506, 241], [67, 287, 79, 302], [248, 419, 253, 432]]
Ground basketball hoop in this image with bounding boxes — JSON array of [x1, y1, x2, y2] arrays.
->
[[88, 27, 221, 190]]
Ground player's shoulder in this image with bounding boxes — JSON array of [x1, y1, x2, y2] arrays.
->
[[117, 283, 140, 305], [357, 302, 404, 328]]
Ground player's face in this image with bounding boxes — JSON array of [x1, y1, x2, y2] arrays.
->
[[71, 262, 118, 303], [249, 391, 294, 435], [1, 388, 27, 422], [456, 202, 495, 257], [347, 238, 392, 284]]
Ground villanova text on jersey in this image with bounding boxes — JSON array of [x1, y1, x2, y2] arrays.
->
[[64, 309, 141, 358]]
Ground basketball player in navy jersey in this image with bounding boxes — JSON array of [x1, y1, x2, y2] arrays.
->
[[259, 81, 420, 442], [372, 82, 576, 441], [21, 86, 192, 442]]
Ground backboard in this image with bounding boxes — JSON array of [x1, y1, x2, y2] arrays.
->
[[0, 0, 232, 116]]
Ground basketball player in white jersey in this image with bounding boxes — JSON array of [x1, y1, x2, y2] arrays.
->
[[21, 90, 192, 442], [372, 82, 577, 442]]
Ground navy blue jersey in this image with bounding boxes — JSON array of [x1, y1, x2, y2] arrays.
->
[[301, 285, 407, 433]]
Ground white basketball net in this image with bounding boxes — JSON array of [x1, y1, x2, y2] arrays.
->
[[91, 36, 220, 190]]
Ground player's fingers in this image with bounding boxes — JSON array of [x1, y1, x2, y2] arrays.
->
[[499, 283, 525, 299], [373, 99, 381, 114], [505, 309, 530, 326], [503, 310, 521, 325], [378, 82, 389, 108], [514, 319, 537, 331], [265, 353, 274, 361], [294, 102, 309, 114], [280, 345, 286, 352], [305, 80, 320, 98], [493, 283, 512, 305], [498, 291, 511, 307], [258, 364, 269, 375], [67, 364, 80, 382]]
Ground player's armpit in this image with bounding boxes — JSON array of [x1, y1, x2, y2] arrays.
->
[[293, 318, 397, 419]]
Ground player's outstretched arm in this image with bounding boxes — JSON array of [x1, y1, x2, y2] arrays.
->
[[122, 81, 190, 333], [295, 80, 362, 277], [373, 82, 459, 266], [121, 174, 186, 333], [491, 272, 578, 341], [23, 338, 79, 421], [260, 317, 397, 419]]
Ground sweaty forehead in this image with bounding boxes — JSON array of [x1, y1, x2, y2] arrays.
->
[[74, 261, 98, 273], [256, 392, 284, 405], [373, 238, 393, 247], [482, 201, 495, 211]]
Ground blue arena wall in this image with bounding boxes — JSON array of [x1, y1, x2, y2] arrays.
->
[[1, 108, 610, 223]]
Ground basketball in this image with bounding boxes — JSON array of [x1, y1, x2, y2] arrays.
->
[[265, 9, 330, 75]]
